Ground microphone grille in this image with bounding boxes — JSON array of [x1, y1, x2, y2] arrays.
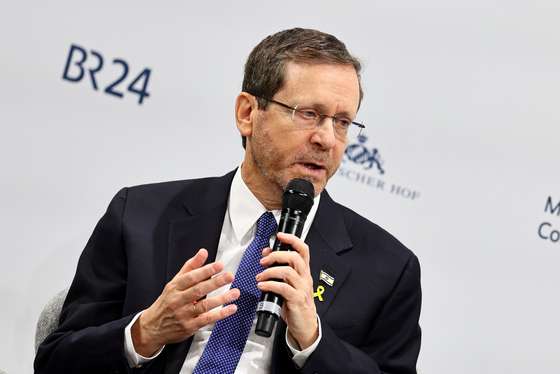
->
[[283, 179, 315, 214]]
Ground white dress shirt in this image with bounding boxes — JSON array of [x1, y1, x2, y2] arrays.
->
[[124, 168, 322, 372]]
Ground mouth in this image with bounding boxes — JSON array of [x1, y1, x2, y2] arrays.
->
[[296, 162, 327, 178]]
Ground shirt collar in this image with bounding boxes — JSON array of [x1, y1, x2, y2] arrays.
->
[[228, 167, 320, 242]]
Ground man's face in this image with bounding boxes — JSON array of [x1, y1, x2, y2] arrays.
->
[[248, 61, 361, 196]]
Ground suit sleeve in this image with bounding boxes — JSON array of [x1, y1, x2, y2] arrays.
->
[[300, 254, 422, 374], [34, 188, 137, 374]]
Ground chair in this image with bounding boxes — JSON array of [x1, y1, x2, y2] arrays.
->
[[35, 288, 69, 353]]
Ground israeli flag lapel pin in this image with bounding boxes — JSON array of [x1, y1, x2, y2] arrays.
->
[[319, 269, 335, 287]]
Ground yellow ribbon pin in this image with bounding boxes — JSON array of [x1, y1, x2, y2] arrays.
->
[[313, 285, 325, 302]]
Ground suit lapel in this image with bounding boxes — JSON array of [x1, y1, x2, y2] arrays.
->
[[306, 190, 352, 317], [163, 170, 236, 374], [166, 210, 225, 282], [165, 170, 236, 281]]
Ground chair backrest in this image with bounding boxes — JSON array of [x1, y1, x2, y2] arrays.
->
[[35, 288, 69, 353]]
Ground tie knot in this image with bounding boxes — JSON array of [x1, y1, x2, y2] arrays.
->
[[255, 212, 277, 240]]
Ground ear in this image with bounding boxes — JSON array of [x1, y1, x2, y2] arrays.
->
[[235, 92, 258, 138]]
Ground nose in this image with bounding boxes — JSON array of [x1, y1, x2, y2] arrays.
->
[[309, 116, 337, 150]]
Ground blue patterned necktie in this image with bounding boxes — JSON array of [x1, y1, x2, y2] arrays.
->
[[193, 211, 277, 374]]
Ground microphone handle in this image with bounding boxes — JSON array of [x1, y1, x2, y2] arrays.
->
[[255, 208, 307, 337]]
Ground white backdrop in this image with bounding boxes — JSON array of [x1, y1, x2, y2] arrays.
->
[[2, 1, 560, 373]]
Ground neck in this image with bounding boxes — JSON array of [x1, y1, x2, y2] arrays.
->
[[240, 159, 283, 211]]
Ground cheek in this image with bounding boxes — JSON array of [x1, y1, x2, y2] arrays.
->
[[256, 129, 296, 171], [332, 143, 346, 165], [273, 134, 308, 162]]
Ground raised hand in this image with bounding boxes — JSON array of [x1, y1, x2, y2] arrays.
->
[[131, 248, 240, 356]]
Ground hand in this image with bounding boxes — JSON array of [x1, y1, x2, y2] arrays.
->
[[256, 232, 318, 350], [131, 248, 240, 356]]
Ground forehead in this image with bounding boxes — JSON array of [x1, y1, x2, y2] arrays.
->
[[278, 61, 361, 114]]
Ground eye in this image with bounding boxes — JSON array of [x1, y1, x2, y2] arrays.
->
[[297, 109, 319, 120], [335, 118, 352, 129]]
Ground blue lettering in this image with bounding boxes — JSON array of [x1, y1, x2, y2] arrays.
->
[[104, 59, 129, 98], [88, 50, 104, 90], [545, 196, 560, 216], [538, 222, 551, 239], [538, 222, 560, 243], [62, 44, 87, 82]]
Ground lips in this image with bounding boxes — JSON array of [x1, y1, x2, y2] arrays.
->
[[302, 162, 324, 170], [296, 162, 327, 178]]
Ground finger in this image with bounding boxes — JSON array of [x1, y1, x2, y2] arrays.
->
[[185, 288, 241, 316], [257, 280, 300, 302], [276, 233, 310, 265], [174, 261, 225, 291], [260, 251, 307, 276], [176, 248, 209, 276], [256, 266, 308, 290], [180, 270, 235, 302], [190, 303, 238, 330], [262, 247, 272, 256]]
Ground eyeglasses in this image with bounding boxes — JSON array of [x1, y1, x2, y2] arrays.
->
[[252, 94, 365, 139]]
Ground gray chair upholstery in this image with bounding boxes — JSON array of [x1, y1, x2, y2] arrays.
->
[[35, 288, 69, 353]]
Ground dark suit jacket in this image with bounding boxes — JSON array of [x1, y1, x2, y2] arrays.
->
[[35, 169, 421, 374]]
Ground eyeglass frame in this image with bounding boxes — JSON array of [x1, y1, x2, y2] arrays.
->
[[248, 93, 365, 137]]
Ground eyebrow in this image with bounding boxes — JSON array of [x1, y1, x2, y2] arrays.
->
[[300, 102, 355, 119]]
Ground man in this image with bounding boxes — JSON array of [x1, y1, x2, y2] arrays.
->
[[35, 28, 421, 373]]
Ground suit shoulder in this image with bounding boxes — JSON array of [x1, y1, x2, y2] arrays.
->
[[125, 175, 220, 195], [120, 174, 229, 202], [111, 173, 232, 217]]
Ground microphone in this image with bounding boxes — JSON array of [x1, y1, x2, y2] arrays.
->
[[255, 178, 315, 337]]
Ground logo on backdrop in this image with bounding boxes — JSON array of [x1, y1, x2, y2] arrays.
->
[[344, 134, 385, 174], [337, 134, 420, 201], [62, 44, 152, 105], [538, 196, 560, 245]]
